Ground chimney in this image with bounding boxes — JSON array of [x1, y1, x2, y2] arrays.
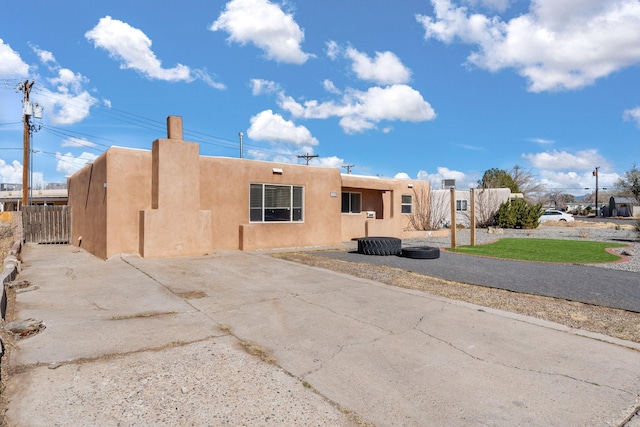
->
[[167, 116, 183, 140]]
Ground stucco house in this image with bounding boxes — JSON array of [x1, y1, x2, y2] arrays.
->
[[67, 116, 429, 259], [430, 187, 516, 228]]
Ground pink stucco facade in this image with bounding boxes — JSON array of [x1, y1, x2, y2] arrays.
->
[[68, 116, 429, 259]]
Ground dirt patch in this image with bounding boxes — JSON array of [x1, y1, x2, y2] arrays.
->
[[541, 219, 635, 230], [0, 277, 18, 427], [272, 252, 640, 345], [174, 290, 207, 299]]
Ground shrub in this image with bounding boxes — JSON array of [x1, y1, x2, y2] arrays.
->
[[494, 199, 542, 229]]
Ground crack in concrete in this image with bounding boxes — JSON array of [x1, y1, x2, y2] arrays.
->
[[8, 335, 224, 374], [411, 317, 640, 399], [621, 405, 640, 427]]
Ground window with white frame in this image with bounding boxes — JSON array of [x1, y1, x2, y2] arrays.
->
[[250, 184, 304, 222], [456, 199, 468, 211], [401, 194, 413, 214], [341, 192, 362, 214]]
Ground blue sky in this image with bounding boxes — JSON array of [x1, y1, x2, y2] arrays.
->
[[1, 0, 639, 196]]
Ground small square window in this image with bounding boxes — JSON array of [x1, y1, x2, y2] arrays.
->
[[401, 194, 413, 214], [341, 192, 362, 214]]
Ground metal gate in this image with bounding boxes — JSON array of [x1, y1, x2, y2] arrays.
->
[[22, 205, 71, 244]]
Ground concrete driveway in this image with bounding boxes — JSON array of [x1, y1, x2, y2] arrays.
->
[[5, 244, 640, 426]]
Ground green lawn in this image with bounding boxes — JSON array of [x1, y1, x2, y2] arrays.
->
[[448, 238, 628, 263]]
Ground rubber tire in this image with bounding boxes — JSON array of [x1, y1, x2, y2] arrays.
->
[[401, 246, 440, 259], [357, 237, 402, 256]]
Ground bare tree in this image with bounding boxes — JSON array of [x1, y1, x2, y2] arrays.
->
[[429, 190, 450, 229], [407, 187, 449, 230], [510, 165, 545, 200], [474, 189, 502, 227], [545, 189, 565, 209], [615, 164, 640, 202]]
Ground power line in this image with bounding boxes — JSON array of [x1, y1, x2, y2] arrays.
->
[[4, 80, 331, 163]]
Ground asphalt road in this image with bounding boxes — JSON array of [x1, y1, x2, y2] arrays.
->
[[315, 250, 640, 313]]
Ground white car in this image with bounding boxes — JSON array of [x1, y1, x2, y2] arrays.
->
[[539, 209, 575, 223]]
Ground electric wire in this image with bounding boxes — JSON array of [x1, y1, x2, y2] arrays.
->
[[5, 82, 312, 160]]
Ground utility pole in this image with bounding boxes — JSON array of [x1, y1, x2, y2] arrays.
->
[[238, 132, 244, 158], [342, 164, 354, 174], [18, 80, 35, 208], [593, 166, 600, 217], [297, 152, 318, 165], [17, 80, 43, 208]]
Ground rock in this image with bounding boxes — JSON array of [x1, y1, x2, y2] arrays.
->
[[4, 318, 45, 337], [8, 280, 30, 289]]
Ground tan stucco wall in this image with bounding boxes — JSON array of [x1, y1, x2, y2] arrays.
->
[[340, 176, 429, 241], [199, 157, 342, 250], [140, 139, 212, 258], [106, 148, 152, 257], [68, 147, 153, 259], [68, 152, 108, 259]]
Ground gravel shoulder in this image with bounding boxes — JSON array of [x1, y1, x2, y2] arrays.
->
[[272, 221, 640, 345]]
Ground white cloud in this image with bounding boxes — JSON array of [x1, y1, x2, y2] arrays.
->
[[0, 39, 29, 77], [529, 137, 554, 144], [211, 0, 311, 65], [246, 146, 338, 166], [326, 40, 341, 60], [623, 106, 640, 127], [30, 45, 56, 66], [250, 78, 282, 95], [61, 137, 97, 148], [55, 152, 98, 177], [537, 169, 619, 194], [394, 172, 411, 180], [0, 158, 23, 183], [417, 0, 640, 92], [247, 109, 319, 146], [345, 47, 412, 85], [417, 167, 478, 189], [86, 16, 225, 88], [39, 81, 97, 125], [4, 44, 98, 125], [280, 84, 436, 134], [323, 79, 341, 94], [192, 69, 227, 90], [310, 155, 344, 169], [522, 149, 608, 171]]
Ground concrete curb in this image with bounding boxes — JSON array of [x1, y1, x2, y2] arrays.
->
[[1, 240, 22, 320]]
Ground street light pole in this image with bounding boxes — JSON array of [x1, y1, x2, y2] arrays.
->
[[593, 166, 599, 217]]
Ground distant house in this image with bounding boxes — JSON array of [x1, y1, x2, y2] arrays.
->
[[0, 185, 68, 212], [605, 196, 639, 217], [67, 116, 430, 259], [430, 187, 515, 228]]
